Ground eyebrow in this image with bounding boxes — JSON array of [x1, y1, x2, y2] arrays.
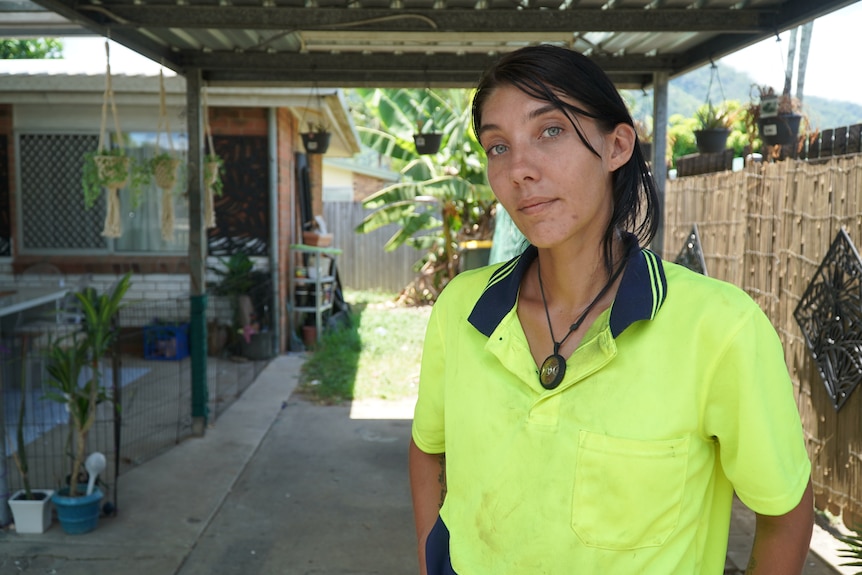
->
[[477, 103, 563, 138]]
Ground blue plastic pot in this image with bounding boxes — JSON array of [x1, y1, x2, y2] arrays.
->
[[52, 486, 102, 534]]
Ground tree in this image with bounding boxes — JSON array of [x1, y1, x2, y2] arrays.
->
[[0, 38, 62, 59], [351, 88, 496, 302]]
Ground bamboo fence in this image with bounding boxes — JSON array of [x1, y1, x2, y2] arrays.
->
[[664, 153, 862, 527]]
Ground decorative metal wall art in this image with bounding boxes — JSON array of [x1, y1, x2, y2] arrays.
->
[[793, 228, 862, 411], [674, 224, 708, 276]]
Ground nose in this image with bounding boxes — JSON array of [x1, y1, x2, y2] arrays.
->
[[507, 144, 540, 186]]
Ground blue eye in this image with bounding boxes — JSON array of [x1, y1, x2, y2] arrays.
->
[[488, 144, 508, 156], [544, 126, 563, 138]]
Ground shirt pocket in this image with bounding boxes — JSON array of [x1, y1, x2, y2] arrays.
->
[[572, 430, 690, 550]]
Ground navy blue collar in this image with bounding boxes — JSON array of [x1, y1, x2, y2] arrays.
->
[[467, 235, 667, 338]]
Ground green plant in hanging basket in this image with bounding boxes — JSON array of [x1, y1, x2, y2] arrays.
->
[[82, 148, 128, 209], [695, 101, 735, 130], [82, 148, 150, 210], [205, 153, 224, 196], [149, 152, 183, 192]]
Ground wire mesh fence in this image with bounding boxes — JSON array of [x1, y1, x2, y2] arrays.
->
[[1, 291, 272, 520]]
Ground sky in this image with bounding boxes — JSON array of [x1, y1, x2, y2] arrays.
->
[[59, 2, 862, 106], [718, 2, 862, 106]]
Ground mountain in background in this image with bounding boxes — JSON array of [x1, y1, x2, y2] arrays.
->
[[624, 63, 862, 131]]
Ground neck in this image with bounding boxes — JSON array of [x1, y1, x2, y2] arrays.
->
[[535, 237, 621, 310]]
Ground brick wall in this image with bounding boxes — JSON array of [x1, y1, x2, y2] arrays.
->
[[208, 107, 268, 137], [353, 172, 390, 202]]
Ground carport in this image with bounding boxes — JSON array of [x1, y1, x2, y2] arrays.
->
[[1, 0, 857, 434]]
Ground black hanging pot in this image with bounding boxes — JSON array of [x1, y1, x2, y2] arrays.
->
[[413, 133, 443, 155], [302, 132, 331, 154], [694, 128, 730, 154], [757, 114, 802, 147]]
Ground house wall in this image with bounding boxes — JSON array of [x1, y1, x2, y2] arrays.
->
[[2, 102, 303, 341], [322, 164, 354, 202], [353, 172, 389, 202]]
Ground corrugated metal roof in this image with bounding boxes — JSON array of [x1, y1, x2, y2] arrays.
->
[[1, 0, 858, 88], [0, 59, 361, 156]]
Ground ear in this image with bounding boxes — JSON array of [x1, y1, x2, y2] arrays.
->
[[605, 123, 636, 172]]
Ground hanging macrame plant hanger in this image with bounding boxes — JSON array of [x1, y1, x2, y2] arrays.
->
[[203, 91, 220, 229], [154, 69, 182, 242], [97, 40, 129, 238]]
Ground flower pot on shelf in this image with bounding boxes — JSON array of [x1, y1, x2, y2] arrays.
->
[[52, 486, 102, 535], [8, 489, 54, 534], [758, 113, 802, 147], [302, 231, 333, 247], [413, 133, 443, 155], [301, 132, 331, 154]]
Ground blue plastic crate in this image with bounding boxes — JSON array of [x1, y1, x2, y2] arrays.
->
[[143, 323, 190, 361]]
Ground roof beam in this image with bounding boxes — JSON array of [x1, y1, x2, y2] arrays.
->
[[93, 6, 777, 33], [185, 51, 670, 88], [203, 67, 654, 90]]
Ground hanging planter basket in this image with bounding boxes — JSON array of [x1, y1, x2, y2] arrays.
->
[[302, 131, 331, 154], [203, 158, 222, 229], [93, 154, 131, 188], [694, 128, 730, 154], [204, 160, 221, 188], [413, 132, 443, 155], [152, 156, 182, 191], [758, 113, 802, 147]]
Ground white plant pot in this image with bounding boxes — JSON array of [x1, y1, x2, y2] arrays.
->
[[9, 489, 54, 534]]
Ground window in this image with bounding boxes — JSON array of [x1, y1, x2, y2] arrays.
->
[[18, 131, 189, 254]]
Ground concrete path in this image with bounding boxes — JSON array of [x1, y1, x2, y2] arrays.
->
[[0, 353, 846, 574]]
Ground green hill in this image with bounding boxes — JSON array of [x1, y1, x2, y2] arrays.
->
[[624, 63, 862, 131]]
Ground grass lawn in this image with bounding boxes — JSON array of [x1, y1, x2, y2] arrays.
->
[[298, 289, 432, 404]]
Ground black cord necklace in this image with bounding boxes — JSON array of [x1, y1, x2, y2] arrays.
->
[[536, 256, 626, 390]]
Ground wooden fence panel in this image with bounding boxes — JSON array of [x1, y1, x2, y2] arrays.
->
[[666, 154, 862, 527], [742, 163, 783, 319], [663, 170, 746, 285], [324, 202, 420, 294]]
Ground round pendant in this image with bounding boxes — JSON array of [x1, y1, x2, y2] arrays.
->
[[539, 353, 566, 390]]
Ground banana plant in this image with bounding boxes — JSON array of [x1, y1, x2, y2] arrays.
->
[[351, 88, 496, 293]]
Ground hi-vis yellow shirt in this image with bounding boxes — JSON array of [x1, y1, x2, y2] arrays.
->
[[412, 238, 810, 574]]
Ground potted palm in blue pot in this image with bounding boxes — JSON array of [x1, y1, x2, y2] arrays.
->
[[44, 273, 131, 534]]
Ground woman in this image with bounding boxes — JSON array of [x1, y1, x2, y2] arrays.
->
[[409, 45, 813, 574]]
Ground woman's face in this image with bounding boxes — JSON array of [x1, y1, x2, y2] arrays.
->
[[477, 84, 632, 250]]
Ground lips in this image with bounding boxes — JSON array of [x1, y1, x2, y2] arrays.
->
[[518, 196, 556, 214]]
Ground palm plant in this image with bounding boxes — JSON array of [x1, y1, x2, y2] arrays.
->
[[839, 529, 862, 573], [43, 273, 131, 497]]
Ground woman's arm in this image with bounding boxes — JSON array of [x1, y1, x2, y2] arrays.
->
[[409, 438, 447, 575], [746, 479, 814, 574]]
